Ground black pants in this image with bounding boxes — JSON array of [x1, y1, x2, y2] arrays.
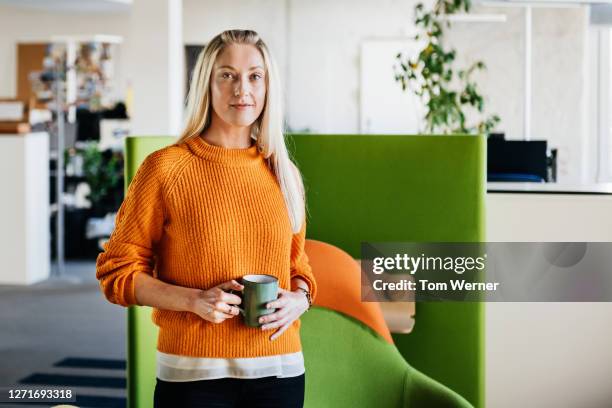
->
[[154, 374, 305, 408]]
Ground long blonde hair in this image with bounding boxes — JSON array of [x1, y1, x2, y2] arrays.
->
[[175, 30, 305, 233]]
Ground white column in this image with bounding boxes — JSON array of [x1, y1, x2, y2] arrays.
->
[[597, 29, 610, 182], [524, 6, 532, 141], [0, 133, 50, 285], [128, 0, 184, 136]]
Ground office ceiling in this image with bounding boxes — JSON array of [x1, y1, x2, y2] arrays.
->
[[0, 0, 131, 14]]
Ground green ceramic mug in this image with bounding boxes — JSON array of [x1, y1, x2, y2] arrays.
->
[[230, 274, 279, 327]]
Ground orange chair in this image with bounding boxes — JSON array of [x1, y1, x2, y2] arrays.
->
[[305, 239, 393, 343]]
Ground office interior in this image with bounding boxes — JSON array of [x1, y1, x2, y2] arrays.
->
[[1, 0, 612, 407]]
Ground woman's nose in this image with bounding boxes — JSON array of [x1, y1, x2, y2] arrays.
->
[[234, 78, 250, 96]]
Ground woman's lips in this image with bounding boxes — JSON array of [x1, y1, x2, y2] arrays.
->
[[230, 104, 253, 110]]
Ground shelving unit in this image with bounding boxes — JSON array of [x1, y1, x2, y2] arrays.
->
[[36, 35, 123, 276]]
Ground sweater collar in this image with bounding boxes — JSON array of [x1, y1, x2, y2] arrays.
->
[[186, 135, 262, 166]]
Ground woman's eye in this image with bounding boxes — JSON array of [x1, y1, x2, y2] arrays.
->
[[222, 72, 233, 79], [251, 73, 263, 80]]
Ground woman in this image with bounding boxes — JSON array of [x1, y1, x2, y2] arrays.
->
[[96, 29, 317, 408]]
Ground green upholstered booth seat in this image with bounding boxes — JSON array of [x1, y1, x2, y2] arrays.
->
[[301, 307, 471, 407], [123, 134, 485, 408], [288, 134, 485, 408]]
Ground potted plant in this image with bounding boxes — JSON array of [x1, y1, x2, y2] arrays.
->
[[394, 0, 500, 134], [81, 142, 124, 216]]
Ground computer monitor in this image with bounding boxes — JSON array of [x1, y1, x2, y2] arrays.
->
[[487, 139, 548, 182]]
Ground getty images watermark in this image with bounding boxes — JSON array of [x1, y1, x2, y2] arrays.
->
[[360, 242, 612, 302]]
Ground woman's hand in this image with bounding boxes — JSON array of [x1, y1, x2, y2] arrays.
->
[[190, 279, 244, 324], [259, 288, 309, 341]]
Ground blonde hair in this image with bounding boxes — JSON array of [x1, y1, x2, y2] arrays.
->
[[175, 30, 305, 233]]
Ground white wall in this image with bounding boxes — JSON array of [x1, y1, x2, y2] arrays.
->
[[129, 0, 184, 136], [448, 6, 590, 183], [286, 0, 417, 133]]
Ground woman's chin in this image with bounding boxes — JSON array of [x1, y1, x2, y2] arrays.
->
[[224, 116, 258, 128]]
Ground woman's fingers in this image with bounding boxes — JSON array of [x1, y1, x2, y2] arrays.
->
[[258, 306, 290, 325], [212, 301, 240, 316], [207, 301, 233, 316], [216, 279, 244, 292], [231, 280, 244, 290], [262, 316, 290, 331], [199, 300, 237, 320], [265, 295, 288, 310], [199, 304, 233, 322], [218, 290, 242, 306], [270, 321, 291, 341], [213, 309, 234, 319]]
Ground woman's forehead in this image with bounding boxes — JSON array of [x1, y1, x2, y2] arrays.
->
[[215, 44, 265, 70]]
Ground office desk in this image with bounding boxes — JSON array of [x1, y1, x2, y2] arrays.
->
[[488, 181, 612, 195]]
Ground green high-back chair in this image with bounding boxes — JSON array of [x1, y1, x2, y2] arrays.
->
[[124, 134, 485, 408], [124, 136, 172, 408], [289, 134, 485, 407]]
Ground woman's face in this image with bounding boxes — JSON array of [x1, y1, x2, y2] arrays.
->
[[210, 44, 267, 129]]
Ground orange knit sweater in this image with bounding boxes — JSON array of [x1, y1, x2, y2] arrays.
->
[[95, 135, 317, 358]]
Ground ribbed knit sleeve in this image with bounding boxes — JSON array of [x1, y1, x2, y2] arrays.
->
[[95, 152, 167, 307], [289, 220, 318, 302]]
